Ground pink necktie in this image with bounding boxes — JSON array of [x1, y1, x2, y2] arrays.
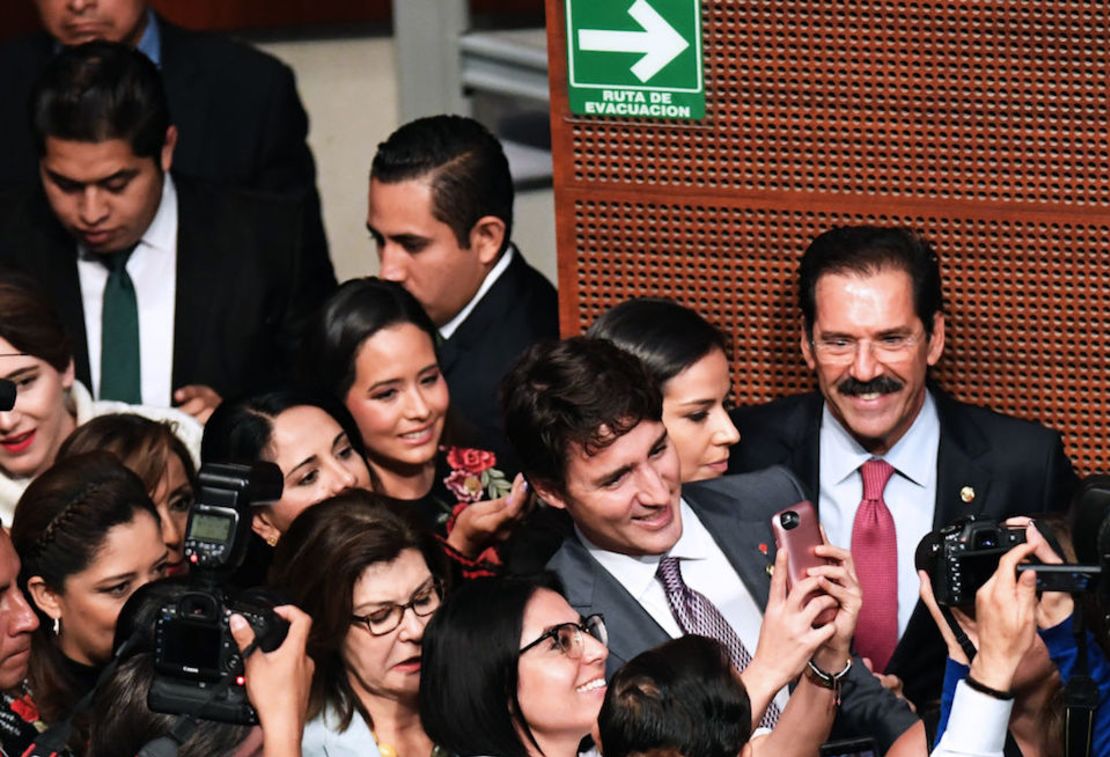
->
[[850, 458, 898, 673], [657, 556, 780, 729]]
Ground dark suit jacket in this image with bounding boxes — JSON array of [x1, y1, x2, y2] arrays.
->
[[547, 466, 919, 752], [727, 388, 1078, 708], [0, 18, 334, 302], [0, 175, 319, 401], [439, 248, 558, 472]]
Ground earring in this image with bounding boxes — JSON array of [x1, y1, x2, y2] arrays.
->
[[52, 617, 60, 635], [265, 534, 278, 547]]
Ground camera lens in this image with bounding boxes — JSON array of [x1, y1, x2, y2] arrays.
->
[[780, 511, 799, 530]]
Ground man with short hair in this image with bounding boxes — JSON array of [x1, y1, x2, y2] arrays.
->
[[728, 225, 1077, 707], [0, 42, 320, 421], [0, 0, 332, 287], [0, 526, 43, 756], [368, 115, 558, 467], [502, 337, 921, 753]]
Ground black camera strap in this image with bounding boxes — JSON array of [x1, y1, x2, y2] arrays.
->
[[939, 605, 979, 664], [1063, 611, 1096, 757]]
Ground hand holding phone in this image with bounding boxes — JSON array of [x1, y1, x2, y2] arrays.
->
[[772, 500, 837, 626]]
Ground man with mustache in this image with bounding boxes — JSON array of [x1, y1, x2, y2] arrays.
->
[[727, 226, 1077, 709]]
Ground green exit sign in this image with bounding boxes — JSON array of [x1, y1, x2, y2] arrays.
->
[[565, 0, 704, 120]]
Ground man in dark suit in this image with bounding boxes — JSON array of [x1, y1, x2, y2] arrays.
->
[[368, 115, 558, 471], [0, 42, 319, 421], [728, 226, 1078, 709], [0, 0, 333, 296], [502, 337, 922, 753]]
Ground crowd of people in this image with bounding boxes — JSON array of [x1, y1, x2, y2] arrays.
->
[[0, 2, 1105, 756]]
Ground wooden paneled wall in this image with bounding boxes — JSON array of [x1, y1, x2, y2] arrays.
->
[[546, 1, 1109, 475]]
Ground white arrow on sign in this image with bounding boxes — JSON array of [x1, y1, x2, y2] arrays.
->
[[577, 0, 689, 83]]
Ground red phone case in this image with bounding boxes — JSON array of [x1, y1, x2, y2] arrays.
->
[[771, 500, 837, 626]]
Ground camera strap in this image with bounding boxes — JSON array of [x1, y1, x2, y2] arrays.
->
[[939, 605, 979, 663], [1063, 612, 1096, 757]]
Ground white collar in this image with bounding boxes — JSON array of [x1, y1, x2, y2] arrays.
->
[[821, 388, 940, 487], [577, 499, 711, 600], [438, 243, 515, 340]]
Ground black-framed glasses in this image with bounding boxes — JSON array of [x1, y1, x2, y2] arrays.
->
[[519, 614, 608, 659], [350, 578, 443, 636]]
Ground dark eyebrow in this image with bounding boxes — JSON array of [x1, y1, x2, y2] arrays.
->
[[287, 454, 320, 478], [97, 571, 138, 585], [45, 167, 138, 188], [353, 576, 436, 613], [1, 366, 36, 382], [676, 398, 714, 408]]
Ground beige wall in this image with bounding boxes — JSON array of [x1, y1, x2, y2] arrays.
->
[[256, 34, 557, 286]]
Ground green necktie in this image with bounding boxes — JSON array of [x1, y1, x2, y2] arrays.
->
[[99, 247, 141, 403]]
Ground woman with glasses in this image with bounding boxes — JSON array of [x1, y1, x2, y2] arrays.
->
[[420, 575, 609, 757], [269, 488, 446, 757]]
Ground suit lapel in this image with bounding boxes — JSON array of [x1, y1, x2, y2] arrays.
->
[[555, 538, 669, 669], [932, 390, 992, 528], [682, 484, 776, 609], [438, 250, 525, 372], [171, 178, 221, 389]]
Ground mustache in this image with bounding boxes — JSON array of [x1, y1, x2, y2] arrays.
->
[[836, 375, 904, 397]]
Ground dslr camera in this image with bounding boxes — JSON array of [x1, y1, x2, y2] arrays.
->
[[915, 516, 1027, 607], [145, 462, 289, 724]]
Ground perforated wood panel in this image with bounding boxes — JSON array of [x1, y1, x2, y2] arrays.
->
[[546, 1, 1110, 475]]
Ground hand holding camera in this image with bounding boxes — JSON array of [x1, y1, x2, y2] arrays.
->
[[229, 604, 314, 757], [966, 541, 1040, 694]]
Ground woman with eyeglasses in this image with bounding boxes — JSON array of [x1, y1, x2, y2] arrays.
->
[[269, 488, 447, 757], [420, 575, 609, 757]]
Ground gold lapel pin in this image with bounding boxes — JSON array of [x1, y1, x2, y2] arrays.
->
[[960, 486, 975, 504]]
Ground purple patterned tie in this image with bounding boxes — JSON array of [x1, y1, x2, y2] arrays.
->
[[657, 556, 781, 728]]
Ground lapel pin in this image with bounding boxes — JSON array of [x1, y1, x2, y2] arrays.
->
[[960, 486, 975, 504], [758, 543, 768, 555]]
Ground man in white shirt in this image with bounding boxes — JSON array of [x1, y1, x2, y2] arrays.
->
[[0, 42, 316, 422], [368, 116, 557, 468], [728, 226, 1077, 706], [501, 336, 922, 753]]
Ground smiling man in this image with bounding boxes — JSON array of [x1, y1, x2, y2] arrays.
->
[[502, 337, 921, 753], [728, 225, 1078, 707], [0, 42, 318, 422], [368, 116, 558, 470]]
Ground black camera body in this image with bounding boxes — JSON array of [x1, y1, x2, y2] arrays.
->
[[915, 516, 1027, 607], [147, 462, 287, 724]]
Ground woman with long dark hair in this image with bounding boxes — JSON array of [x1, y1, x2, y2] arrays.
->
[[10, 452, 167, 753], [302, 278, 528, 574], [587, 298, 740, 483]]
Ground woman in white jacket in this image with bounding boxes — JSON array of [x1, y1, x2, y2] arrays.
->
[[0, 272, 200, 523]]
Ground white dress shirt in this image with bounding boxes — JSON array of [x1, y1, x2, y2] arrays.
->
[[77, 174, 178, 407], [818, 390, 940, 637], [438, 244, 516, 340], [930, 681, 1011, 756], [579, 499, 791, 716]]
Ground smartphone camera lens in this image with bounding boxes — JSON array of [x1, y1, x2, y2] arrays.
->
[[780, 511, 800, 530]]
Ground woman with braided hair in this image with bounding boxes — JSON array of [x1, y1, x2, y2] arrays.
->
[[7, 451, 167, 755]]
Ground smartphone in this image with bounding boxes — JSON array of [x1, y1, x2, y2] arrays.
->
[[771, 500, 837, 626]]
